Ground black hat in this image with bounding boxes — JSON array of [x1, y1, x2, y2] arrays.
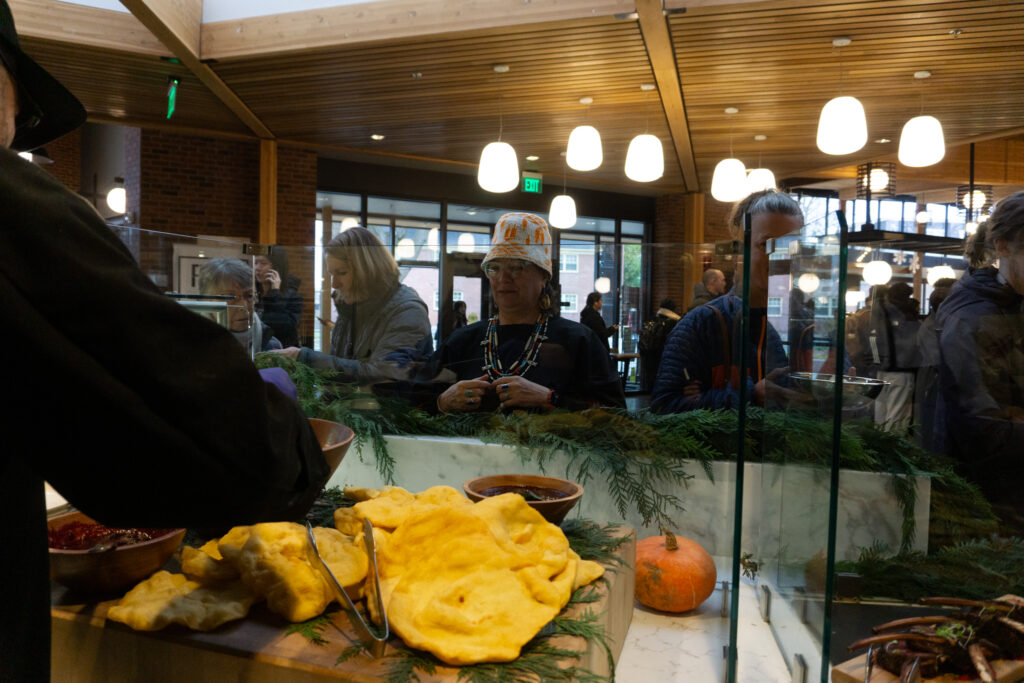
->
[[0, 0, 86, 151]]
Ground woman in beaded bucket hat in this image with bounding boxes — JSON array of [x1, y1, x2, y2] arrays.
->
[[424, 212, 625, 413]]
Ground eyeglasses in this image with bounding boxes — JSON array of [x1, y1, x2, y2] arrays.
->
[[482, 260, 530, 278]]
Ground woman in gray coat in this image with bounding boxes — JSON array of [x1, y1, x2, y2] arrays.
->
[[270, 227, 432, 384]]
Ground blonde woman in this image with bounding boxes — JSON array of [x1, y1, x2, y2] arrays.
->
[[270, 227, 431, 383]]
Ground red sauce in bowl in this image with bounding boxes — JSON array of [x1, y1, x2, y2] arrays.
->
[[48, 521, 173, 551]]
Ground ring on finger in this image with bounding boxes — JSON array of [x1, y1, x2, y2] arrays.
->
[[464, 389, 474, 397]]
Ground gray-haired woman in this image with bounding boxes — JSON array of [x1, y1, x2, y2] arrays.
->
[[198, 258, 282, 353]]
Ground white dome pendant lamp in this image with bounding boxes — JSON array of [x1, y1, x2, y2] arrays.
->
[[745, 134, 775, 193], [549, 160, 578, 229], [566, 97, 602, 171], [711, 108, 749, 202], [549, 194, 577, 229], [477, 65, 519, 193], [898, 71, 944, 167], [816, 37, 868, 155], [625, 84, 664, 182]]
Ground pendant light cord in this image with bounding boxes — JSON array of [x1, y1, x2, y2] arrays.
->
[[498, 90, 504, 141]]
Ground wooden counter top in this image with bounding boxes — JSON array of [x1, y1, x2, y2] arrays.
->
[[52, 526, 635, 682]]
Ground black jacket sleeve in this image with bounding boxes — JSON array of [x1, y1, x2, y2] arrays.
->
[[2, 149, 328, 529]]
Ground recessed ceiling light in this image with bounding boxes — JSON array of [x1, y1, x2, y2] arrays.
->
[[875, 138, 891, 144], [526, 155, 539, 161], [725, 107, 739, 115], [640, 83, 656, 91], [832, 36, 852, 47], [370, 134, 385, 141], [754, 134, 767, 141], [493, 64, 510, 73], [579, 97, 593, 105], [411, 72, 422, 79], [914, 70, 932, 80]]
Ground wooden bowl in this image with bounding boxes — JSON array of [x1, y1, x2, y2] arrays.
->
[[308, 417, 355, 476], [463, 474, 583, 525], [48, 511, 185, 594]]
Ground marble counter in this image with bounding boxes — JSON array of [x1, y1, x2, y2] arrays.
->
[[616, 567, 791, 683]]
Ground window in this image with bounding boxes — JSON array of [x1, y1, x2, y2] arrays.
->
[[560, 253, 579, 273], [767, 297, 783, 317], [561, 293, 578, 312], [433, 291, 438, 310], [453, 291, 464, 302]]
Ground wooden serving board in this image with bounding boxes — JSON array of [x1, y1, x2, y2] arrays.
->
[[832, 653, 1024, 683], [51, 527, 635, 683]]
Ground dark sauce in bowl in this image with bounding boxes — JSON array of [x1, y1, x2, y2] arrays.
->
[[478, 485, 571, 502], [48, 521, 171, 550]]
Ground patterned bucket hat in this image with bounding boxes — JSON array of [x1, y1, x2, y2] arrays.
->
[[482, 213, 552, 277]]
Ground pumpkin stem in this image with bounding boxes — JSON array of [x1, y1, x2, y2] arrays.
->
[[661, 525, 678, 551]]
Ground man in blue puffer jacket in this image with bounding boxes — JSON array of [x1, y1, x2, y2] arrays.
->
[[652, 190, 803, 413]]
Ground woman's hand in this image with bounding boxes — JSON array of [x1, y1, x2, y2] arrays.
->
[[261, 268, 282, 291], [266, 346, 302, 360], [492, 376, 552, 409], [438, 375, 491, 413]]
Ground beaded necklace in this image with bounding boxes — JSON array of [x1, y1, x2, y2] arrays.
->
[[481, 313, 549, 380]]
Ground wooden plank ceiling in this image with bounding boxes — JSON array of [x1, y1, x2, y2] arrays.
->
[[671, 0, 1024, 198], [11, 0, 1024, 197]]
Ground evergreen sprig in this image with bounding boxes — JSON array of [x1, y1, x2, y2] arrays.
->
[[258, 357, 997, 550], [284, 612, 334, 647], [835, 537, 1024, 602]]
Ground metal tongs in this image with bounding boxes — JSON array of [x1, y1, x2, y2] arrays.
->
[[305, 519, 390, 657]]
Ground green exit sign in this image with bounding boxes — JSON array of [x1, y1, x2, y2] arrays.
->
[[522, 173, 543, 194]]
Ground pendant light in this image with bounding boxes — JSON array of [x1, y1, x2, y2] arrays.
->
[[566, 97, 602, 171], [797, 273, 821, 294], [816, 37, 868, 155], [898, 71, 945, 167], [862, 260, 893, 286], [477, 65, 519, 193], [711, 108, 749, 202], [745, 134, 775, 193], [549, 157, 577, 229], [625, 84, 664, 182], [926, 264, 956, 286]]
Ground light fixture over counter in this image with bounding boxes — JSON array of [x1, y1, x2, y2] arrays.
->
[[477, 65, 519, 193], [816, 37, 868, 156], [566, 97, 602, 172], [898, 71, 945, 167], [624, 84, 663, 182]]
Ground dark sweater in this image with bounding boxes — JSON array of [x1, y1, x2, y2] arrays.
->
[[0, 147, 328, 682], [423, 316, 625, 411]]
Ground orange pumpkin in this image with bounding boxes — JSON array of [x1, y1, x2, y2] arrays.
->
[[635, 527, 717, 613]]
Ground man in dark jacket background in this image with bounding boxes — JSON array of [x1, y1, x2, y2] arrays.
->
[[1, 4, 328, 679]]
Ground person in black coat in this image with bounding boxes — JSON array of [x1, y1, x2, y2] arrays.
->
[[579, 291, 618, 352], [254, 246, 303, 348], [0, 6, 327, 679]]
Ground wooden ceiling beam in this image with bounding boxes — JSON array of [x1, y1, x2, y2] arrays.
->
[[9, 0, 167, 56], [200, 0, 637, 60], [120, 0, 274, 139], [635, 0, 700, 192]]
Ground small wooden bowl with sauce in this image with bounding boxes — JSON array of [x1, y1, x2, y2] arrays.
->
[[48, 511, 185, 594], [462, 474, 583, 525]]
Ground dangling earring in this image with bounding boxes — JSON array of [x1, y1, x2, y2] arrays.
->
[[539, 293, 551, 311]]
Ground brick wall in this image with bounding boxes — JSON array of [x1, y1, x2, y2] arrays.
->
[[136, 130, 259, 239], [652, 194, 688, 312], [41, 128, 81, 192], [274, 145, 318, 345]]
